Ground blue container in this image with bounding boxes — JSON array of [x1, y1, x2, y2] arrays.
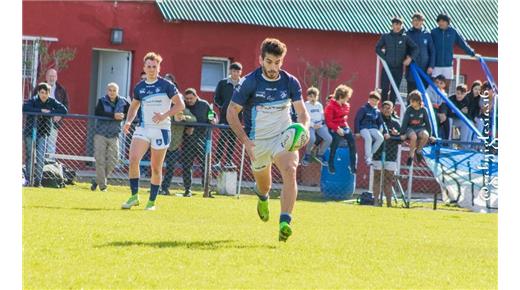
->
[[320, 147, 356, 200]]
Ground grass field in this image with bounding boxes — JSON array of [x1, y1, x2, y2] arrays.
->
[[23, 183, 497, 289]]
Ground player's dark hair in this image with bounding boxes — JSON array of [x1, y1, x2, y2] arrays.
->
[[184, 88, 197, 96], [434, 74, 447, 83], [408, 90, 423, 104], [260, 38, 287, 59], [436, 13, 451, 24], [36, 82, 51, 92], [456, 84, 468, 93], [307, 86, 319, 96], [471, 80, 483, 90], [143, 52, 163, 64], [333, 85, 353, 100]]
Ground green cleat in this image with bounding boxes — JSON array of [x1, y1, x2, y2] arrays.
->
[[256, 199, 269, 222], [279, 222, 292, 242], [144, 200, 156, 211], [121, 195, 140, 209]]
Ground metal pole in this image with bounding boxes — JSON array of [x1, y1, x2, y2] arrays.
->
[[455, 56, 461, 88], [29, 116, 38, 186], [237, 144, 246, 199], [203, 128, 213, 197], [407, 164, 414, 207], [375, 56, 381, 90]]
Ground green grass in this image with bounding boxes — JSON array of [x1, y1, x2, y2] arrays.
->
[[23, 183, 497, 289]]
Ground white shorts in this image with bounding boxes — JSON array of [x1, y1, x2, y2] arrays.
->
[[251, 135, 286, 172], [372, 160, 397, 172], [432, 66, 454, 80], [132, 127, 171, 150]]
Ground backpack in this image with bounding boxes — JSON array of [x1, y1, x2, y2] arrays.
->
[[41, 161, 66, 188], [357, 191, 374, 205]]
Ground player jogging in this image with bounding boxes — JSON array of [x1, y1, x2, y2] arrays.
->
[[121, 52, 185, 210], [227, 38, 310, 241]]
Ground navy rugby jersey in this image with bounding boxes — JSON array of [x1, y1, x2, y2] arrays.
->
[[231, 68, 302, 140], [133, 76, 178, 129]]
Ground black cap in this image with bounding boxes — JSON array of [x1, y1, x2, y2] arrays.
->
[[230, 62, 242, 71], [391, 16, 403, 24], [436, 13, 451, 24]]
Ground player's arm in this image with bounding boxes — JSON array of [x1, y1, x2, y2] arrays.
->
[[123, 99, 141, 134], [227, 101, 255, 161], [292, 100, 310, 129], [162, 94, 185, 119]]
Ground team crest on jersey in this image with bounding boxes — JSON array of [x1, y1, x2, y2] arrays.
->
[[156, 139, 162, 146], [256, 91, 266, 99], [155, 87, 161, 93], [280, 91, 288, 99], [139, 89, 146, 94]]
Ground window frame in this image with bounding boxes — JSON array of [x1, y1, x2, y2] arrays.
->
[[200, 56, 230, 92]]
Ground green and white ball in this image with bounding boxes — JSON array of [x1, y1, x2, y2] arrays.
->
[[281, 123, 310, 152]]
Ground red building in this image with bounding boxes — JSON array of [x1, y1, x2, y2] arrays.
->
[[22, 0, 498, 188]]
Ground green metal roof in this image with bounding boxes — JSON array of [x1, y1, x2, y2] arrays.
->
[[156, 0, 497, 43]]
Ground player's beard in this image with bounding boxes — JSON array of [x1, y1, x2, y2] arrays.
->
[[262, 66, 279, 80]]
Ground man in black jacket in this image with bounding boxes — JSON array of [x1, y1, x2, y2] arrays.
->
[[376, 16, 419, 104], [372, 101, 401, 207], [181, 88, 216, 197], [32, 69, 69, 161], [23, 82, 68, 187], [214, 62, 242, 168]]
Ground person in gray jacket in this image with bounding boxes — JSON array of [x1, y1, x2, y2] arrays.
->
[[91, 82, 130, 191], [376, 16, 419, 104]]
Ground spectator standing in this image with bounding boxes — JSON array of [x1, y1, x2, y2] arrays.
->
[[354, 91, 389, 166], [324, 85, 357, 174], [425, 75, 450, 140], [431, 13, 480, 90], [23, 82, 68, 187], [448, 84, 472, 147], [466, 80, 482, 142], [400, 90, 434, 166], [406, 12, 435, 92], [372, 101, 401, 207], [160, 108, 197, 195], [302, 86, 332, 166], [32, 69, 69, 161], [180, 88, 216, 197], [91, 82, 130, 191], [376, 16, 419, 104], [214, 62, 242, 168]]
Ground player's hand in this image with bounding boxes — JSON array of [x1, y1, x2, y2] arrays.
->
[[427, 67, 433, 75], [152, 112, 167, 123], [336, 128, 345, 136], [123, 122, 131, 135], [114, 113, 125, 120], [41, 109, 51, 113], [384, 133, 390, 140], [244, 139, 255, 161], [52, 116, 62, 122]]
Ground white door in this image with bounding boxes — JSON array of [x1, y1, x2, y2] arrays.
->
[[96, 50, 132, 101]]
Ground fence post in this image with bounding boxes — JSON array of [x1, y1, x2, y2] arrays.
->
[[203, 127, 213, 197], [28, 115, 38, 186], [237, 144, 246, 199]]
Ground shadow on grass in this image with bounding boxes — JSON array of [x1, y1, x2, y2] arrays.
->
[[23, 205, 121, 211], [96, 240, 277, 250]]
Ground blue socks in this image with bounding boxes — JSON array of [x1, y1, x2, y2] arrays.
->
[[129, 178, 139, 195], [280, 212, 292, 224], [254, 184, 269, 201], [149, 184, 160, 202]]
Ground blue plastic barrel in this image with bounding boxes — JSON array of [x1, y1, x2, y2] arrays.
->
[[320, 147, 356, 200]]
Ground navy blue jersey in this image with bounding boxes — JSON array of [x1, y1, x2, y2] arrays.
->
[[133, 76, 178, 129], [231, 68, 302, 140]]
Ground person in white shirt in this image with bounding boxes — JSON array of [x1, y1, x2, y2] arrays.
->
[[302, 87, 332, 166]]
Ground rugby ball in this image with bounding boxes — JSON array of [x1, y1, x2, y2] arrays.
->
[[281, 123, 310, 152]]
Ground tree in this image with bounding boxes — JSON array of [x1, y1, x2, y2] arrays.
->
[[37, 40, 76, 82]]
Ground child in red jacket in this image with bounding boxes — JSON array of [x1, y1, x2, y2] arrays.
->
[[324, 85, 358, 174]]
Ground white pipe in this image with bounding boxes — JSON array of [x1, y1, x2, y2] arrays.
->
[[237, 144, 246, 199]]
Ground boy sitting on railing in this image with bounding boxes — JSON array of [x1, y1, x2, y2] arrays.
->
[[400, 90, 435, 166]]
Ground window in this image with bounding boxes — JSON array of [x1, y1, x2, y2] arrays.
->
[[200, 57, 229, 92]]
